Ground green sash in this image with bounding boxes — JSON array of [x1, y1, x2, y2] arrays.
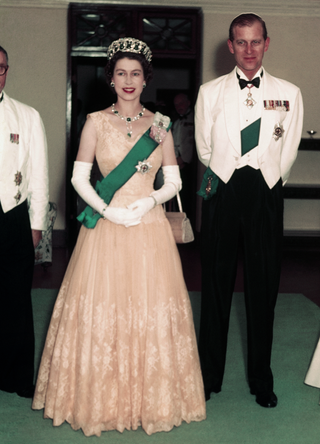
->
[[241, 118, 261, 156], [197, 166, 219, 200], [78, 122, 171, 229]]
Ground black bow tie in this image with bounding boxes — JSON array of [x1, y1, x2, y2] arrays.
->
[[237, 73, 261, 90]]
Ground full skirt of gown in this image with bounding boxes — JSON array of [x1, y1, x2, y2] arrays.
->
[[32, 111, 206, 436]]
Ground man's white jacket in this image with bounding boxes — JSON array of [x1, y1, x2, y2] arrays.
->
[[195, 67, 304, 189], [0, 92, 49, 230]]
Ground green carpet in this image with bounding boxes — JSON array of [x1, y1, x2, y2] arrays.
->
[[1, 290, 320, 444]]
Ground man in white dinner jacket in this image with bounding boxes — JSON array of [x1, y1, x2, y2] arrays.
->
[[195, 13, 303, 408], [0, 46, 49, 398]]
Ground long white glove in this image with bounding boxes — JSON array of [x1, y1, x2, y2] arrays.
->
[[126, 196, 155, 220], [104, 207, 141, 226], [71, 161, 106, 215], [151, 165, 182, 204], [71, 161, 140, 227], [127, 165, 182, 219]]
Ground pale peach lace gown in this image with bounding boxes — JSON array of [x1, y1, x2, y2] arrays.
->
[[32, 112, 206, 436]]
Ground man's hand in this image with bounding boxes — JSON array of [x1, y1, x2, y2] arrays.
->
[[32, 229, 42, 248]]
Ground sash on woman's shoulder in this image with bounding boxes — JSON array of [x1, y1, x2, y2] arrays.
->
[[78, 112, 171, 229]]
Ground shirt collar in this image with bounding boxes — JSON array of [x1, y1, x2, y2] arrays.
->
[[236, 67, 263, 81]]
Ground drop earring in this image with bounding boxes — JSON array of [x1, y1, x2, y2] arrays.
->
[[110, 81, 115, 88], [143, 82, 146, 88]]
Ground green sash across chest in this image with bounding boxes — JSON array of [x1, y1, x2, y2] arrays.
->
[[77, 123, 171, 229], [241, 118, 261, 156]]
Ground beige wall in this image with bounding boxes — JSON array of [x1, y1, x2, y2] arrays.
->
[[0, 3, 319, 233]]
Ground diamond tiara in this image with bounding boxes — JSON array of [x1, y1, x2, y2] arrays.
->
[[106, 38, 152, 63]]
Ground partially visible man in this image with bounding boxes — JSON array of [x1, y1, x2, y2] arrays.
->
[[195, 14, 303, 407], [172, 93, 194, 215], [0, 46, 49, 398]]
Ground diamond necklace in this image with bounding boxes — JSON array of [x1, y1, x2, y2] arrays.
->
[[111, 103, 145, 138]]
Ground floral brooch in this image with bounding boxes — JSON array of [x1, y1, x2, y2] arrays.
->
[[149, 112, 170, 144]]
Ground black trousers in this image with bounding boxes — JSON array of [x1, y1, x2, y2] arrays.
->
[[198, 167, 283, 395], [0, 200, 35, 392]]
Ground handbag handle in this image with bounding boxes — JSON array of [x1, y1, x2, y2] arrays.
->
[[163, 192, 183, 213], [176, 192, 183, 213]]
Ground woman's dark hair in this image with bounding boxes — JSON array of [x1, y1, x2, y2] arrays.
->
[[105, 52, 153, 91]]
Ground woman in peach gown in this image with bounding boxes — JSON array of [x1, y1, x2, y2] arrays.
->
[[32, 38, 206, 436]]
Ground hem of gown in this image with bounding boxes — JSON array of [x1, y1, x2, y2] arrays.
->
[[304, 380, 320, 389], [35, 409, 206, 437]]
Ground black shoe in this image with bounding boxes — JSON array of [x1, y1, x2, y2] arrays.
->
[[250, 389, 278, 408], [16, 385, 35, 399], [205, 385, 221, 401], [0, 386, 15, 394]]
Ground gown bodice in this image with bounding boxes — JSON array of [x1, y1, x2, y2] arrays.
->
[[91, 111, 163, 210]]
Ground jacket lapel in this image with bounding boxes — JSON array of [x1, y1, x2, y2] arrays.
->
[[223, 68, 283, 158], [258, 70, 278, 158], [224, 68, 242, 155], [0, 93, 21, 183]]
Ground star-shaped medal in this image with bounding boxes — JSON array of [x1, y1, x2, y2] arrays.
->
[[14, 191, 21, 204], [273, 123, 285, 141], [135, 159, 152, 174], [14, 171, 23, 186]]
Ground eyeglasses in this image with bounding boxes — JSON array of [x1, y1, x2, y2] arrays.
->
[[0, 65, 9, 76]]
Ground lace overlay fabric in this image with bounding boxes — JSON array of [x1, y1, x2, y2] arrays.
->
[[32, 111, 206, 436]]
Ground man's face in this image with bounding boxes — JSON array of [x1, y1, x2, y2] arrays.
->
[[227, 21, 270, 80], [174, 94, 190, 116], [0, 51, 9, 93]]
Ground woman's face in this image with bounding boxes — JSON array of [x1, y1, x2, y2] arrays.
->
[[112, 57, 145, 102]]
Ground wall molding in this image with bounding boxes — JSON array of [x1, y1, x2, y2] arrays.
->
[[284, 229, 320, 238], [1, 0, 320, 17]]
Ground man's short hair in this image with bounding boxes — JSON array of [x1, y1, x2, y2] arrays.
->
[[0, 46, 9, 64], [229, 13, 268, 41]]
